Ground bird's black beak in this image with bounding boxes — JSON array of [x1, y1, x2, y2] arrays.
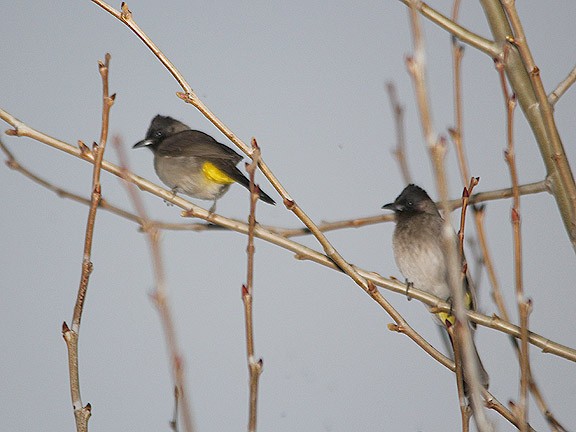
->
[[132, 139, 153, 149], [382, 202, 398, 211]]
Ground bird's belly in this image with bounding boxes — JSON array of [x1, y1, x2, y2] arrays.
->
[[154, 156, 230, 200], [394, 240, 450, 300]]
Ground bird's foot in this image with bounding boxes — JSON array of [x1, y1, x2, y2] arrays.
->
[[404, 279, 413, 301]]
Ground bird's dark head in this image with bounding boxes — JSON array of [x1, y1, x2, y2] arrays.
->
[[133, 115, 191, 151], [382, 184, 439, 216]]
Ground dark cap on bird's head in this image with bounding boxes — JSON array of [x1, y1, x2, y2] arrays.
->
[[382, 184, 439, 216], [132, 115, 191, 151]]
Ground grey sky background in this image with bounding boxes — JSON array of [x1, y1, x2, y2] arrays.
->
[[2, 1, 575, 431]]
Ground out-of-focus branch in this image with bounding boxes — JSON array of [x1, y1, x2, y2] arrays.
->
[[61, 53, 114, 432], [114, 136, 195, 432], [405, 2, 491, 429], [386, 82, 412, 184], [449, 0, 469, 185]]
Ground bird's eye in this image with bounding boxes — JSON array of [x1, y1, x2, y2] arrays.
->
[[153, 130, 163, 138]]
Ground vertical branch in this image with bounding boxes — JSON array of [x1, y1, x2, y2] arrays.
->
[[243, 138, 264, 432], [498, 59, 530, 432], [61, 54, 114, 432], [454, 178, 478, 432], [386, 82, 412, 184], [472, 207, 508, 317], [447, 0, 512, 341], [448, 0, 470, 185], [404, 3, 491, 430], [490, 56, 566, 431], [447, 324, 471, 432], [457, 178, 479, 259], [114, 138, 195, 432]]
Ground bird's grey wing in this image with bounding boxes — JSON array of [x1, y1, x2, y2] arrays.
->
[[156, 130, 244, 164]]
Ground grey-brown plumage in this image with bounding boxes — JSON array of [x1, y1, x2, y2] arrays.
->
[[133, 115, 275, 211], [383, 184, 489, 390]]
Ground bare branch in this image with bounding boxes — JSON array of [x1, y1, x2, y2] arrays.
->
[[397, 0, 500, 57], [548, 64, 576, 106], [386, 82, 412, 184], [243, 138, 264, 432], [114, 136, 196, 432], [61, 53, 114, 432]]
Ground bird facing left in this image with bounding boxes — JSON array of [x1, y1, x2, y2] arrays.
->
[[133, 115, 276, 212]]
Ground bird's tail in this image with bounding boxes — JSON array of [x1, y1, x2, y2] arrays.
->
[[228, 165, 276, 205], [446, 328, 490, 395], [256, 188, 276, 205]]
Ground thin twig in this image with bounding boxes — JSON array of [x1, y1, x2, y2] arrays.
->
[[449, 0, 469, 185], [114, 136, 195, 432], [498, 60, 530, 432], [397, 0, 500, 57], [170, 386, 179, 432], [448, 324, 470, 432], [386, 82, 412, 184], [457, 178, 479, 260], [243, 138, 264, 432], [548, 64, 576, 106], [61, 53, 113, 432]]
